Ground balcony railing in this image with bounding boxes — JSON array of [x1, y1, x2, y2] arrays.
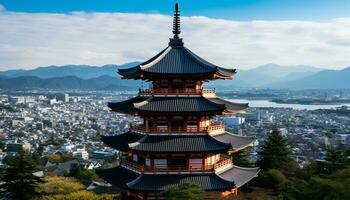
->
[[214, 156, 233, 170], [121, 159, 211, 173], [121, 156, 232, 173], [139, 88, 215, 95], [130, 123, 224, 134]]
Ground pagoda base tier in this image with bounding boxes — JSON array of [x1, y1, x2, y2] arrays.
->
[[101, 131, 255, 153], [97, 165, 259, 199]]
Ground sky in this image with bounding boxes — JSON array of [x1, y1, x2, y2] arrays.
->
[[0, 0, 350, 70]]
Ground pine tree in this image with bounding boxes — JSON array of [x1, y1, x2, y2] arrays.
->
[[257, 128, 293, 171], [0, 149, 42, 200], [162, 183, 204, 200], [231, 147, 253, 167]]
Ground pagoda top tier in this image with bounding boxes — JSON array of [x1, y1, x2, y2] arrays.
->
[[118, 3, 236, 81]]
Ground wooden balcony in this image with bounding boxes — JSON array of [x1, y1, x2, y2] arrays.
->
[[139, 88, 215, 96], [121, 156, 232, 174], [130, 123, 224, 134], [121, 159, 211, 173], [214, 156, 233, 171]]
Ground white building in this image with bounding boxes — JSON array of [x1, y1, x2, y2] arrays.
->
[[72, 148, 89, 160], [225, 115, 245, 126]]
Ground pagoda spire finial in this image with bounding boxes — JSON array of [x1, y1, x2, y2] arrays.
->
[[172, 3, 181, 39]]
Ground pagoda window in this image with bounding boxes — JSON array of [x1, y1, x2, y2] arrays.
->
[[145, 158, 151, 167], [189, 158, 202, 170], [170, 158, 187, 170], [154, 159, 167, 169], [132, 154, 138, 162], [156, 117, 168, 131], [172, 79, 182, 83], [171, 116, 184, 131], [171, 79, 184, 90], [187, 116, 198, 131], [148, 117, 156, 129]]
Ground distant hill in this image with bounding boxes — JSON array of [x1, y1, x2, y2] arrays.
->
[[238, 64, 323, 86], [1, 63, 349, 90], [0, 75, 140, 90], [208, 64, 323, 88], [268, 67, 350, 89], [0, 62, 140, 79]]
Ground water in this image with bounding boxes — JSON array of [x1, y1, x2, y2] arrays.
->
[[228, 99, 350, 110]]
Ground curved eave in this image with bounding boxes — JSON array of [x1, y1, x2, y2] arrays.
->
[[96, 166, 139, 189], [130, 134, 230, 153], [127, 173, 235, 192], [214, 68, 236, 80], [212, 132, 256, 152], [207, 97, 248, 114], [108, 96, 148, 115], [101, 132, 231, 153], [100, 132, 144, 152], [218, 165, 260, 188], [133, 97, 226, 114]]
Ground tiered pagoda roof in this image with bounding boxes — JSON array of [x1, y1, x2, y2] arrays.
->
[[118, 45, 236, 80], [108, 96, 248, 115], [97, 165, 259, 192], [101, 131, 255, 153]]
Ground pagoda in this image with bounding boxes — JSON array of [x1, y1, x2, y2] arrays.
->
[[97, 3, 259, 200]]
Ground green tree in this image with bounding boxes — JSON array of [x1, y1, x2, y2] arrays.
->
[[35, 176, 117, 200], [0, 150, 42, 200], [257, 128, 293, 171], [36, 143, 44, 156], [324, 148, 348, 173], [231, 147, 253, 167], [69, 167, 98, 181], [0, 140, 5, 150], [162, 183, 204, 200], [46, 153, 63, 164], [301, 167, 350, 200]]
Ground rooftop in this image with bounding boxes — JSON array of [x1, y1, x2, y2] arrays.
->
[[117, 3, 235, 80]]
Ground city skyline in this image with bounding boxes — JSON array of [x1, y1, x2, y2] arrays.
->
[[0, 1, 350, 70]]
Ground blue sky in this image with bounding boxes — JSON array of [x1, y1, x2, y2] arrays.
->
[[1, 0, 350, 21], [0, 0, 350, 70]]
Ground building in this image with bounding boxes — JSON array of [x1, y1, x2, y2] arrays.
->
[[225, 115, 245, 126], [72, 148, 89, 160], [9, 96, 25, 104], [56, 93, 69, 102], [97, 4, 259, 200], [5, 142, 31, 156]]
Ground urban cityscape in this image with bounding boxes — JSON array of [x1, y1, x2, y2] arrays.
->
[[1, 89, 349, 169], [1, 0, 350, 200]]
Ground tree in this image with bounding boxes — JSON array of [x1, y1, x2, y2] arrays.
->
[[35, 176, 117, 200], [162, 183, 204, 200], [314, 148, 349, 175], [0, 140, 5, 150], [0, 150, 42, 200], [46, 153, 63, 164], [300, 167, 350, 200], [69, 167, 98, 181], [324, 148, 348, 172], [231, 147, 253, 167], [36, 143, 44, 156], [257, 128, 293, 171]]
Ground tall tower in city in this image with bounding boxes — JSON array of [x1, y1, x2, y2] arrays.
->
[[97, 3, 259, 200]]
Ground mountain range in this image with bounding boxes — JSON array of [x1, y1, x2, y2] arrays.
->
[[0, 63, 349, 90]]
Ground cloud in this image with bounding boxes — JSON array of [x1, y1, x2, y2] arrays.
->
[[0, 4, 5, 11], [0, 11, 350, 70]]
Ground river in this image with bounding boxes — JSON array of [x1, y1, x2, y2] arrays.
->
[[227, 99, 350, 110]]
